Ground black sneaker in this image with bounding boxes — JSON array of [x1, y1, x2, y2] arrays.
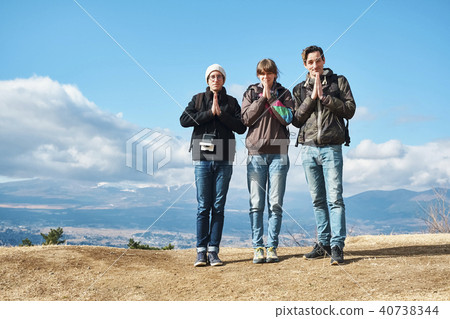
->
[[303, 243, 331, 259], [208, 251, 223, 266], [330, 246, 344, 265], [194, 251, 207, 267]]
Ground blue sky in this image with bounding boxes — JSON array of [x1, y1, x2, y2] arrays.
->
[[1, 0, 450, 194]]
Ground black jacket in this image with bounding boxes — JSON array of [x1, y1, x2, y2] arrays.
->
[[180, 87, 246, 161]]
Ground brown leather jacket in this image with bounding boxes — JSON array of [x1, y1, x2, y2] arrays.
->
[[292, 68, 356, 146]]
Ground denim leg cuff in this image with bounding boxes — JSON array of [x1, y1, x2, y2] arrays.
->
[[197, 247, 207, 253], [331, 243, 345, 250], [207, 246, 219, 253]]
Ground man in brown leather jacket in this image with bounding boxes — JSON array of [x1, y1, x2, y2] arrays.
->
[[292, 45, 356, 265]]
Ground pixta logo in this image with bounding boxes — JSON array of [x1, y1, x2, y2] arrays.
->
[[126, 129, 171, 175]]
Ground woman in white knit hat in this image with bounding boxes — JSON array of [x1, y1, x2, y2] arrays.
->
[[180, 64, 246, 267]]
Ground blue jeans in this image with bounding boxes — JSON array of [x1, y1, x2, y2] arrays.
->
[[194, 161, 233, 253], [247, 154, 289, 249], [301, 145, 346, 249]]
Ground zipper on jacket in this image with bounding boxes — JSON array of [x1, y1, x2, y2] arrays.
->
[[316, 99, 323, 145]]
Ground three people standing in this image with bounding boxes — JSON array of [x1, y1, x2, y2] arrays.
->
[[181, 47, 355, 266]]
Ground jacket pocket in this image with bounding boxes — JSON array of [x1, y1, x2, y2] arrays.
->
[[321, 111, 345, 145]]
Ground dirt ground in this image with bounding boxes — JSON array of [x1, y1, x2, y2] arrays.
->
[[0, 233, 449, 301]]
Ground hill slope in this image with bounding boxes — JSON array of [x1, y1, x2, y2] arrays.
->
[[0, 234, 449, 301]]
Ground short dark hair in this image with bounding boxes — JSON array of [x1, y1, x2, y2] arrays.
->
[[301, 45, 324, 64], [256, 58, 279, 79]]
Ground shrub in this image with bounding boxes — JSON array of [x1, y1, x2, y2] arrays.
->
[[162, 243, 175, 250], [19, 238, 34, 247], [41, 227, 66, 245], [127, 238, 174, 250]]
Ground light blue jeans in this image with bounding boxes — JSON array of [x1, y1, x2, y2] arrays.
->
[[247, 154, 289, 249], [301, 145, 346, 249]]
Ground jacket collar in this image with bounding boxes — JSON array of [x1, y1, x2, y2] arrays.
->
[[205, 86, 227, 103], [256, 80, 281, 92], [304, 68, 334, 87]]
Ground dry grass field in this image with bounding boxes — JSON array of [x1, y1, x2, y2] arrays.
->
[[0, 233, 449, 301]]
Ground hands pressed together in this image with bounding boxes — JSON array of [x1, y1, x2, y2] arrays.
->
[[262, 78, 272, 100], [211, 92, 221, 116], [311, 73, 324, 101]]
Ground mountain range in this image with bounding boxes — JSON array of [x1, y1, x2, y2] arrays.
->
[[0, 178, 447, 248]]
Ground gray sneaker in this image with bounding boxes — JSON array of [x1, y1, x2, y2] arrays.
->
[[194, 251, 207, 267], [253, 247, 265, 264], [266, 247, 279, 263], [208, 251, 223, 266]]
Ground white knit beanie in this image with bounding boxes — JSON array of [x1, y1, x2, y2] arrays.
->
[[205, 64, 226, 84]]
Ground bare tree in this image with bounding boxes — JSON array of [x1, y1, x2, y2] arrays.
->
[[420, 188, 450, 233]]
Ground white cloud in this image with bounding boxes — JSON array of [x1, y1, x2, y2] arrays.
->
[[344, 139, 450, 195], [2, 76, 448, 196], [0, 76, 191, 184], [347, 139, 406, 159]]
